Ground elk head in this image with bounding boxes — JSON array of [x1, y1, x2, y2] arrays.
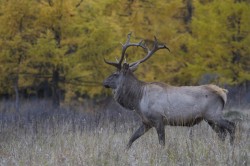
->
[[103, 33, 170, 89]]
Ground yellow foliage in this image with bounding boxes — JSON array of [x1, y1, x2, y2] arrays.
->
[[0, 0, 249, 101]]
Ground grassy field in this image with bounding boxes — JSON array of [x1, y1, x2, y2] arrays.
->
[[0, 100, 249, 166]]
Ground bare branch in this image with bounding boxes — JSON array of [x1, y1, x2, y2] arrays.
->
[[76, 0, 84, 8]]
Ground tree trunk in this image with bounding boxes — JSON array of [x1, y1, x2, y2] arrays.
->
[[183, 0, 193, 33], [13, 76, 20, 113], [184, 0, 193, 24], [52, 69, 60, 108]]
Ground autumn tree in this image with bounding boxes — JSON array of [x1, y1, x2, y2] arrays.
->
[[28, 0, 118, 106], [0, 0, 249, 105], [0, 0, 37, 112], [0, 0, 118, 107], [180, 0, 250, 85]]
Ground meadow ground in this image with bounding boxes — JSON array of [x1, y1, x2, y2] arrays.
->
[[0, 100, 249, 166]]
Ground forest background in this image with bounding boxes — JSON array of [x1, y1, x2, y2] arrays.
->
[[0, 0, 250, 109]]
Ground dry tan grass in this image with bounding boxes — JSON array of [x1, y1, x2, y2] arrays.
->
[[0, 100, 249, 166]]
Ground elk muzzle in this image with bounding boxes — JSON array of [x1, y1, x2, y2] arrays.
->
[[103, 80, 111, 88]]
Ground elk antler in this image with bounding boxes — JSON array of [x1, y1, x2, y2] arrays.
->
[[129, 36, 170, 68], [104, 32, 146, 69]]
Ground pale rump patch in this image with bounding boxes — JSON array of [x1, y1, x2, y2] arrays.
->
[[205, 84, 228, 104]]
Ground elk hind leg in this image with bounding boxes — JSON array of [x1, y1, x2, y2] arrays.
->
[[208, 119, 236, 144], [217, 119, 236, 144], [207, 120, 227, 141]]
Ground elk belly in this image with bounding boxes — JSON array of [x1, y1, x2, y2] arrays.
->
[[140, 86, 206, 126]]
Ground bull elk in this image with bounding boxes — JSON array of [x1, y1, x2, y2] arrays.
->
[[103, 33, 236, 149]]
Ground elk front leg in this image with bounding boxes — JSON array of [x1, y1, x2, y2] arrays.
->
[[127, 123, 151, 149], [155, 117, 165, 146]]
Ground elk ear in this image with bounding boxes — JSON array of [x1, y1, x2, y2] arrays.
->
[[122, 63, 129, 70], [129, 62, 140, 72], [122, 63, 130, 73]]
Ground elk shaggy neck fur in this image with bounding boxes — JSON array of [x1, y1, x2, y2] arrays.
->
[[114, 71, 145, 110]]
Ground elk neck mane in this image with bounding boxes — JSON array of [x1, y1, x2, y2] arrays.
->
[[113, 71, 145, 110]]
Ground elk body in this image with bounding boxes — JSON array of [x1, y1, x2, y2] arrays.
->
[[103, 33, 236, 149]]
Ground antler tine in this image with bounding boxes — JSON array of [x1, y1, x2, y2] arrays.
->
[[104, 33, 134, 69], [103, 58, 121, 69], [129, 36, 170, 67], [104, 33, 149, 69], [119, 32, 146, 65], [115, 57, 119, 63]]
